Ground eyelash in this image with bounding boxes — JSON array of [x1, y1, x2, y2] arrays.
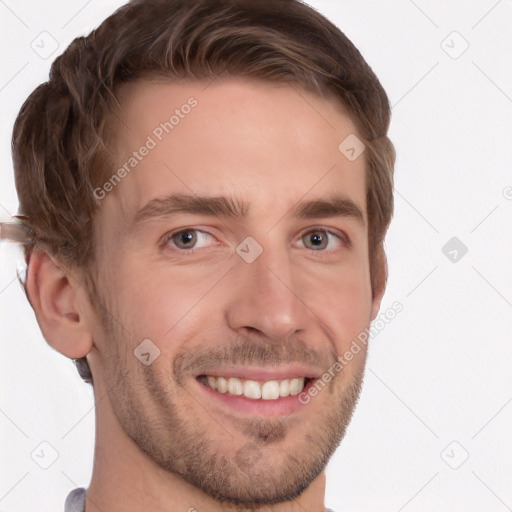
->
[[161, 227, 350, 254]]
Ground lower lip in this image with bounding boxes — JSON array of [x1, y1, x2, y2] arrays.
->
[[196, 378, 316, 417]]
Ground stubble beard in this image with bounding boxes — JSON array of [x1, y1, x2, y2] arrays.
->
[[91, 287, 367, 508]]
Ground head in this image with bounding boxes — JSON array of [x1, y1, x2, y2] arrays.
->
[[12, 0, 394, 506]]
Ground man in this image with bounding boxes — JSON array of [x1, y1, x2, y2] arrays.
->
[[10, 0, 395, 510]]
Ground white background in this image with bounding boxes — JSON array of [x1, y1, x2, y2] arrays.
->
[[1, 1, 511, 511]]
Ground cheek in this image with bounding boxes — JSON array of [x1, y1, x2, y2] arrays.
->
[[330, 271, 373, 380], [310, 263, 373, 347], [112, 264, 224, 353]]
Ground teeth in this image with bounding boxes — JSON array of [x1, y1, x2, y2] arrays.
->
[[244, 380, 262, 399], [216, 376, 228, 393], [206, 376, 217, 391], [227, 377, 243, 395], [200, 375, 306, 400], [279, 379, 290, 397], [289, 378, 302, 396], [261, 380, 280, 400]]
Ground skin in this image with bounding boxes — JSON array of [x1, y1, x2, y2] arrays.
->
[[27, 78, 386, 512]]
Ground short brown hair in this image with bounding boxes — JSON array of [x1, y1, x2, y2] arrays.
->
[[12, 0, 395, 385]]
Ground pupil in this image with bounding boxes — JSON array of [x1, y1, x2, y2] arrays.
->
[[309, 232, 325, 249], [177, 230, 196, 247]]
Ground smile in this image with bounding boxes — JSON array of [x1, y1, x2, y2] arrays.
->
[[197, 375, 310, 400]]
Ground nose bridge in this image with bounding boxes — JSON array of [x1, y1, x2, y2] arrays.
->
[[226, 234, 310, 341]]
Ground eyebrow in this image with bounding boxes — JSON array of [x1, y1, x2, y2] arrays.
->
[[131, 193, 365, 228]]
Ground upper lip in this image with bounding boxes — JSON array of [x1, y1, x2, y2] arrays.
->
[[196, 366, 322, 381]]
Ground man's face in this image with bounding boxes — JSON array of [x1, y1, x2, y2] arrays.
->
[[87, 78, 378, 505]]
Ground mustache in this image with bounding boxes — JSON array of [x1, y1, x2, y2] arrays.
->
[[173, 335, 338, 381]]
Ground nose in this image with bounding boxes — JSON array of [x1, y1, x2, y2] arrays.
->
[[225, 241, 311, 343]]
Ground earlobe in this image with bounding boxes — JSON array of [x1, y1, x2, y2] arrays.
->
[[26, 249, 93, 359], [370, 245, 388, 321]]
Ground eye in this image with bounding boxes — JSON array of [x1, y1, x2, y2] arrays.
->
[[297, 228, 347, 251], [165, 229, 217, 251]]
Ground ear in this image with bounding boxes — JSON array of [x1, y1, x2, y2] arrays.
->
[[370, 244, 388, 321], [25, 249, 93, 359]]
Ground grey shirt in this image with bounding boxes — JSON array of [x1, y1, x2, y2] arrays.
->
[[64, 488, 86, 512], [64, 487, 335, 512]]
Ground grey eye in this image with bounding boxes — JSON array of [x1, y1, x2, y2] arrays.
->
[[302, 230, 328, 250], [172, 230, 198, 249]]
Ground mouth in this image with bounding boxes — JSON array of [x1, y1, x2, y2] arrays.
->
[[195, 368, 320, 417]]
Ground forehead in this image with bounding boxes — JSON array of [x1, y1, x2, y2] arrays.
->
[[100, 77, 367, 228]]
